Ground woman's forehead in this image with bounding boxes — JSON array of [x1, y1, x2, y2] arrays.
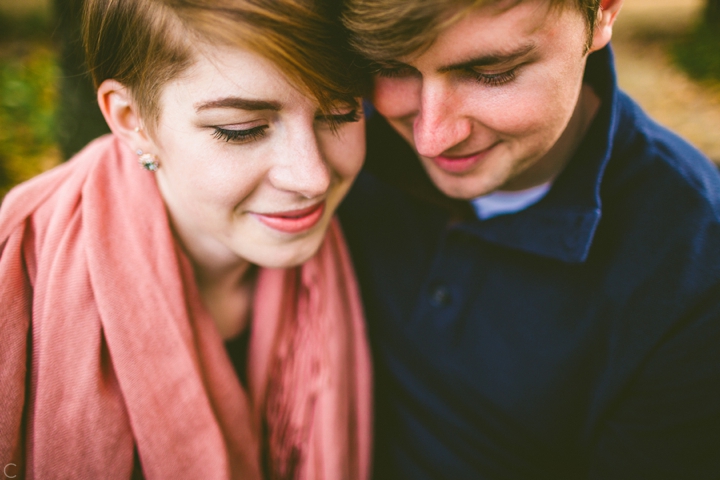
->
[[158, 43, 316, 114]]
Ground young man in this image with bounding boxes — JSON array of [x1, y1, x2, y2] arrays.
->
[[338, 0, 720, 478]]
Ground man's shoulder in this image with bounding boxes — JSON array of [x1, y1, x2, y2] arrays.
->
[[608, 91, 720, 216], [609, 93, 720, 202], [595, 93, 720, 297]]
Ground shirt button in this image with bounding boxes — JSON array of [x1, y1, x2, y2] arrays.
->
[[429, 285, 452, 307]]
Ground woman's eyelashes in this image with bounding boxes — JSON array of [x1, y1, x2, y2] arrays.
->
[[317, 109, 361, 125], [211, 109, 359, 144], [212, 125, 269, 143]]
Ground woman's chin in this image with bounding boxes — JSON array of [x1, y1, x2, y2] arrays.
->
[[246, 230, 327, 270]]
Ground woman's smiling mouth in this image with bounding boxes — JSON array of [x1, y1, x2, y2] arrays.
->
[[252, 201, 326, 233]]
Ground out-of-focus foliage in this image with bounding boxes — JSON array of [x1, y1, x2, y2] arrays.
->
[[0, 45, 61, 198], [707, 0, 720, 25], [53, 0, 111, 159], [671, 2, 720, 85], [0, 10, 51, 43]]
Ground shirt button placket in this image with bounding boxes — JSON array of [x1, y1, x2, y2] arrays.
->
[[429, 284, 452, 308]]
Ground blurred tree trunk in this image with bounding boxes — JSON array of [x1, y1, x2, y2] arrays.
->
[[707, 0, 720, 24], [53, 0, 109, 160]]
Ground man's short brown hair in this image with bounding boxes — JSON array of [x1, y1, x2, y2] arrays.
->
[[342, 0, 602, 62]]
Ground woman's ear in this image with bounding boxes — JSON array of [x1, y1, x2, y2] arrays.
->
[[588, 0, 623, 53], [97, 79, 152, 152]]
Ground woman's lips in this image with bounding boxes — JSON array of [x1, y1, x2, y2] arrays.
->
[[253, 201, 326, 234], [431, 144, 496, 174]]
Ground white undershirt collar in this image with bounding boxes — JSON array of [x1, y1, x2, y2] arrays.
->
[[471, 182, 552, 220]]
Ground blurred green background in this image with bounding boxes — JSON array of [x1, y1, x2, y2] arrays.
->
[[0, 0, 719, 199], [0, 0, 61, 198], [0, 0, 109, 199]]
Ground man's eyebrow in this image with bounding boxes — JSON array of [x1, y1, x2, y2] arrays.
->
[[437, 43, 537, 73], [372, 60, 417, 72], [194, 97, 282, 112]]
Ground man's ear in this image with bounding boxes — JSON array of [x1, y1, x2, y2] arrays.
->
[[97, 79, 153, 152], [588, 0, 623, 53]]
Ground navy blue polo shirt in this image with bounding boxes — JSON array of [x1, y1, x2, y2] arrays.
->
[[339, 46, 720, 479]]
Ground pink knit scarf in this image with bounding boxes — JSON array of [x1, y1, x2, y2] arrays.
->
[[0, 136, 371, 479]]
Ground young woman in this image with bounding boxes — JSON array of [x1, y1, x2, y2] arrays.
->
[[0, 0, 371, 478]]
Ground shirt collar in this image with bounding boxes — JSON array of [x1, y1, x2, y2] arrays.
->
[[471, 181, 552, 220], [454, 45, 621, 263]]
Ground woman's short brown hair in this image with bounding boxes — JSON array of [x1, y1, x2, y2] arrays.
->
[[342, 0, 602, 63], [83, 0, 370, 130]]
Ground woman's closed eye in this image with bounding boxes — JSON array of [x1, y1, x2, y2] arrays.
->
[[212, 125, 269, 143]]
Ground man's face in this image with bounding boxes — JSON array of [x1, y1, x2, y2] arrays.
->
[[372, 0, 600, 199]]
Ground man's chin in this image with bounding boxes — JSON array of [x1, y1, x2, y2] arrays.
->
[[424, 167, 500, 200]]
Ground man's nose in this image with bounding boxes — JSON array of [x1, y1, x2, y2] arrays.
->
[[269, 132, 331, 199], [413, 82, 472, 158]]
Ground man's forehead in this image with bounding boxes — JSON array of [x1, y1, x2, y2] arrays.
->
[[393, 0, 558, 68], [342, 0, 587, 68]]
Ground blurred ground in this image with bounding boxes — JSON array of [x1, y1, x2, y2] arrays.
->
[[614, 0, 720, 162]]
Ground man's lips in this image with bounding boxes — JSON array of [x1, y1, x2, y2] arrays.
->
[[252, 201, 326, 234], [430, 144, 497, 174]]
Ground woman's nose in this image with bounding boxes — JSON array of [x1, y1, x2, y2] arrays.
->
[[268, 132, 331, 199]]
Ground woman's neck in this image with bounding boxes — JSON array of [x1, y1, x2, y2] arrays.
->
[[194, 259, 257, 340], [167, 216, 257, 340]]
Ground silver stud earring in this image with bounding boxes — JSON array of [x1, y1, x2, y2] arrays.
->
[[136, 149, 160, 172]]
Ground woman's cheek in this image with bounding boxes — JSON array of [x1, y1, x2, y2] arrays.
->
[[324, 120, 366, 180]]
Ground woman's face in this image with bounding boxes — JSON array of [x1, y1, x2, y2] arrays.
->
[[146, 44, 365, 269]]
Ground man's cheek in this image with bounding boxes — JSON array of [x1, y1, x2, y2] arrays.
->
[[372, 76, 420, 120]]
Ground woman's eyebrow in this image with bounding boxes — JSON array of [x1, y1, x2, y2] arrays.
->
[[194, 97, 282, 112]]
